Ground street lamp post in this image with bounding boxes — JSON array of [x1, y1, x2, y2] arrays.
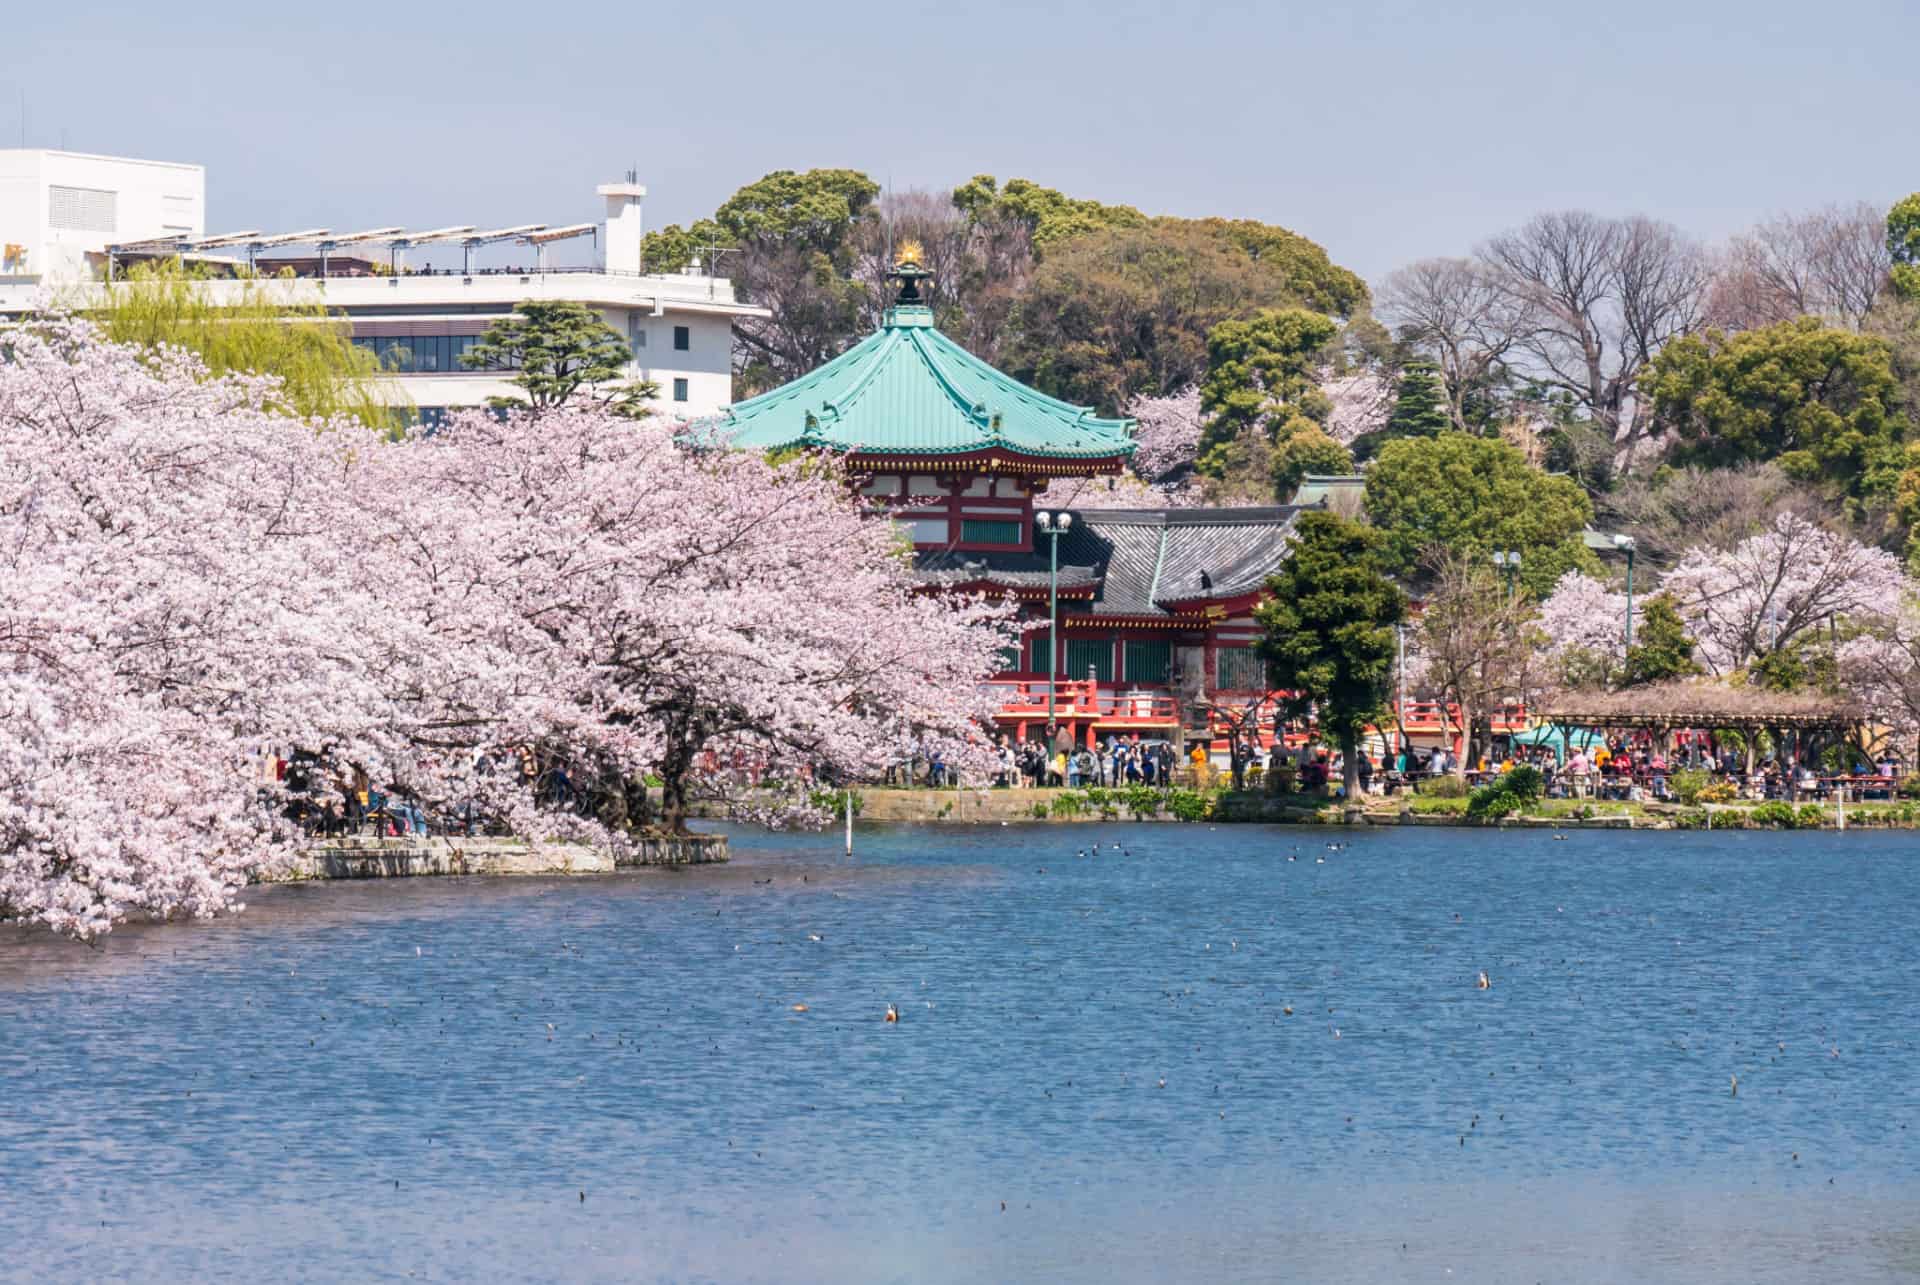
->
[[1491, 550, 1521, 603], [1395, 622, 1407, 764], [1614, 534, 1637, 652], [1035, 510, 1073, 742]]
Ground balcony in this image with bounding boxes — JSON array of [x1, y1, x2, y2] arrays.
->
[[982, 678, 1181, 729], [982, 679, 1531, 751]]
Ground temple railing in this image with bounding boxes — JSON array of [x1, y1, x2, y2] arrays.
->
[[982, 678, 1530, 741], [981, 679, 1181, 724]]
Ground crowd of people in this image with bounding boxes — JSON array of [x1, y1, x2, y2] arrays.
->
[[1403, 734, 1908, 802], [262, 744, 582, 840], [989, 734, 1180, 789]]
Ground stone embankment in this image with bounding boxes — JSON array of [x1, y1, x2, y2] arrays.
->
[[265, 833, 726, 883]]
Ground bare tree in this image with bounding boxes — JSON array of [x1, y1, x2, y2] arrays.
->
[[1416, 550, 1546, 777], [1376, 257, 1528, 432], [1706, 203, 1893, 331], [1598, 461, 1831, 566], [1479, 212, 1710, 452], [1196, 691, 1282, 792], [851, 189, 1036, 366]]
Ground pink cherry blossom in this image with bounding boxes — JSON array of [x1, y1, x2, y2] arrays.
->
[[2, 321, 1017, 938], [1123, 385, 1202, 483], [1660, 513, 1904, 674]]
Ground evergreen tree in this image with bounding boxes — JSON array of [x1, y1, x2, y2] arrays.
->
[[1270, 428, 1353, 499], [1622, 593, 1701, 687], [1386, 358, 1450, 439], [1255, 512, 1406, 802], [464, 301, 658, 416]]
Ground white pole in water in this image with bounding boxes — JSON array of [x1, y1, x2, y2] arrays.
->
[[845, 788, 853, 855], [1838, 784, 1845, 832]]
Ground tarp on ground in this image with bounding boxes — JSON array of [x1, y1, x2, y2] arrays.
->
[[1508, 724, 1607, 765]]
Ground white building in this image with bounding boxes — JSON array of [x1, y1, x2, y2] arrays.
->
[[0, 153, 766, 421], [0, 149, 205, 281]]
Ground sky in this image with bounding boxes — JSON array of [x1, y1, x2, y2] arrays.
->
[[8, 0, 1919, 282]]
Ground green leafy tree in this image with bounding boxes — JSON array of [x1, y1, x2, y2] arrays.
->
[[1271, 427, 1353, 497], [638, 168, 882, 395], [1255, 511, 1406, 803], [1891, 192, 1920, 301], [84, 259, 392, 430], [1197, 307, 1338, 458], [951, 175, 1146, 250], [1646, 317, 1906, 499], [463, 300, 657, 416], [1361, 432, 1598, 595], [1005, 220, 1364, 413], [1186, 218, 1369, 317], [641, 219, 727, 274], [712, 168, 880, 249], [1622, 593, 1702, 687]]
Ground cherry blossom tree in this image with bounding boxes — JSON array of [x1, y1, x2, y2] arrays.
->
[[1837, 614, 1920, 760], [1660, 513, 1904, 675], [1320, 368, 1394, 446], [383, 406, 1019, 832], [3, 322, 1018, 938], [0, 320, 493, 939], [1124, 385, 1203, 483], [1536, 571, 1634, 687]]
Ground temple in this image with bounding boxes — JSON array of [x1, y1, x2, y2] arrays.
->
[[710, 242, 1314, 755]]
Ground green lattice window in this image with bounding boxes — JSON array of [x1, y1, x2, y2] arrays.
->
[[1124, 640, 1171, 685], [960, 518, 1022, 545], [1216, 648, 1268, 690], [1062, 638, 1112, 682]]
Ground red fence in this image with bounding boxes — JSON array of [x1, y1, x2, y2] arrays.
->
[[985, 680, 1529, 754]]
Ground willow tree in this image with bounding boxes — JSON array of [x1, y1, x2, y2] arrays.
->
[[81, 259, 394, 430]]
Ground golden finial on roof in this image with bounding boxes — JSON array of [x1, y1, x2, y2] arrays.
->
[[895, 239, 925, 269]]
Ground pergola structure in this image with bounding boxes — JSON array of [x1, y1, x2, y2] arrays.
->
[[1538, 682, 1870, 798], [1539, 682, 1864, 734]]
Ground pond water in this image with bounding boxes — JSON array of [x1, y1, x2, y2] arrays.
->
[[2, 824, 1918, 1283]]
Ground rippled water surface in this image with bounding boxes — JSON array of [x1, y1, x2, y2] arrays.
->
[[4, 824, 1919, 1283]]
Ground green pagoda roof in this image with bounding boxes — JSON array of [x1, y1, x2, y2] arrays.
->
[[707, 302, 1136, 466]]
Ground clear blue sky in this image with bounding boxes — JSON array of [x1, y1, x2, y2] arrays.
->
[[10, 0, 1918, 282]]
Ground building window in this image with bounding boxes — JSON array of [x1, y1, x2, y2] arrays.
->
[[1216, 648, 1268, 691], [673, 325, 690, 351], [960, 518, 1021, 545], [901, 516, 949, 544], [672, 377, 689, 402], [48, 185, 117, 233], [1124, 640, 1171, 685], [354, 334, 506, 373], [1064, 639, 1114, 683]]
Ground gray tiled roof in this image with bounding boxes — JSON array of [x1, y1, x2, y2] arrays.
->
[[915, 550, 1100, 590], [915, 507, 1302, 617]]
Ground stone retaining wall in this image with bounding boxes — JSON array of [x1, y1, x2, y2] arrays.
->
[[267, 833, 727, 883]]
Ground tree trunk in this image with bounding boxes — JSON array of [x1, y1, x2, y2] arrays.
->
[[1452, 703, 1478, 780], [1341, 729, 1363, 802], [657, 713, 696, 835]]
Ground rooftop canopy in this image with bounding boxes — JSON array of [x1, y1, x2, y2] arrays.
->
[[1539, 681, 1865, 732], [705, 244, 1135, 473]]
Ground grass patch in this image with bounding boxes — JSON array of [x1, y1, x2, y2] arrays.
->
[[1406, 796, 1469, 815]]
